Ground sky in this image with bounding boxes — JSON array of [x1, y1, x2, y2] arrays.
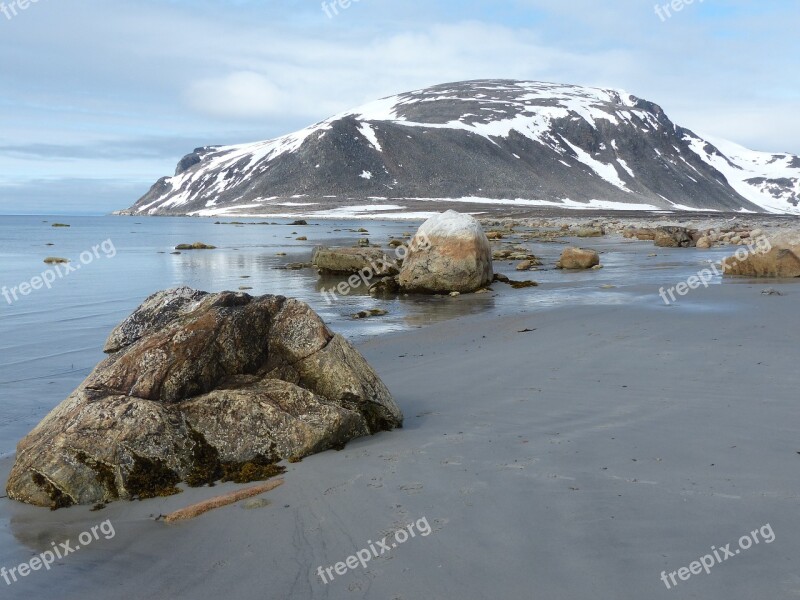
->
[[0, 0, 797, 215]]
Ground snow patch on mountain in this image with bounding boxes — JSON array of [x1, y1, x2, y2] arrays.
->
[[685, 133, 800, 214]]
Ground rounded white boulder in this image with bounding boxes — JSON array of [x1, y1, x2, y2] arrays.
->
[[398, 210, 493, 293]]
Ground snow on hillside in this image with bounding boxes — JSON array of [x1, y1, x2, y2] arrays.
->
[[684, 133, 800, 214]]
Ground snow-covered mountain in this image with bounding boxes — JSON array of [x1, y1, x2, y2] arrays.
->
[[125, 80, 800, 217]]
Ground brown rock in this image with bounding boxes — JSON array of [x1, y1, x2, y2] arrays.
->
[[516, 260, 533, 271], [634, 229, 657, 241], [723, 244, 800, 278], [556, 247, 601, 270]]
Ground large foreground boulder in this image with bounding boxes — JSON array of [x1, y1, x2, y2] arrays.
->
[[398, 210, 493, 293], [723, 234, 800, 278], [557, 247, 600, 270], [7, 288, 402, 509]]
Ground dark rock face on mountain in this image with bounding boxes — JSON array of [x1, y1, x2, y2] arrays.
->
[[6, 288, 402, 509], [125, 80, 800, 217], [174, 147, 219, 176]]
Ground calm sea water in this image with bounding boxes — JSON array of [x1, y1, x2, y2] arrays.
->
[[0, 214, 738, 456]]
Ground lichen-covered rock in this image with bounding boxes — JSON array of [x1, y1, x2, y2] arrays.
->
[[398, 210, 493, 293], [556, 247, 600, 270], [7, 288, 402, 509]]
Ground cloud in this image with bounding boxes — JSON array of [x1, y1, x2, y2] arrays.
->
[[185, 71, 285, 119], [0, 178, 151, 215], [178, 21, 637, 123], [0, 137, 214, 160]]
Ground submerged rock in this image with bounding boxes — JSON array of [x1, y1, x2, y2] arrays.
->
[[509, 280, 539, 289], [398, 210, 493, 293], [352, 309, 389, 319], [175, 242, 217, 250], [7, 288, 402, 509], [368, 277, 401, 296]]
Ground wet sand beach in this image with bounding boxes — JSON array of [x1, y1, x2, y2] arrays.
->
[[1, 230, 799, 599]]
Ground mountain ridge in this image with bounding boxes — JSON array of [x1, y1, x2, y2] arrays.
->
[[125, 79, 800, 217]]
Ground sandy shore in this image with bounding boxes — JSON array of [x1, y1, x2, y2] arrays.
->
[[1, 250, 799, 599]]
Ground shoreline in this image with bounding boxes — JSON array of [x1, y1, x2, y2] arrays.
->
[[111, 208, 800, 221]]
